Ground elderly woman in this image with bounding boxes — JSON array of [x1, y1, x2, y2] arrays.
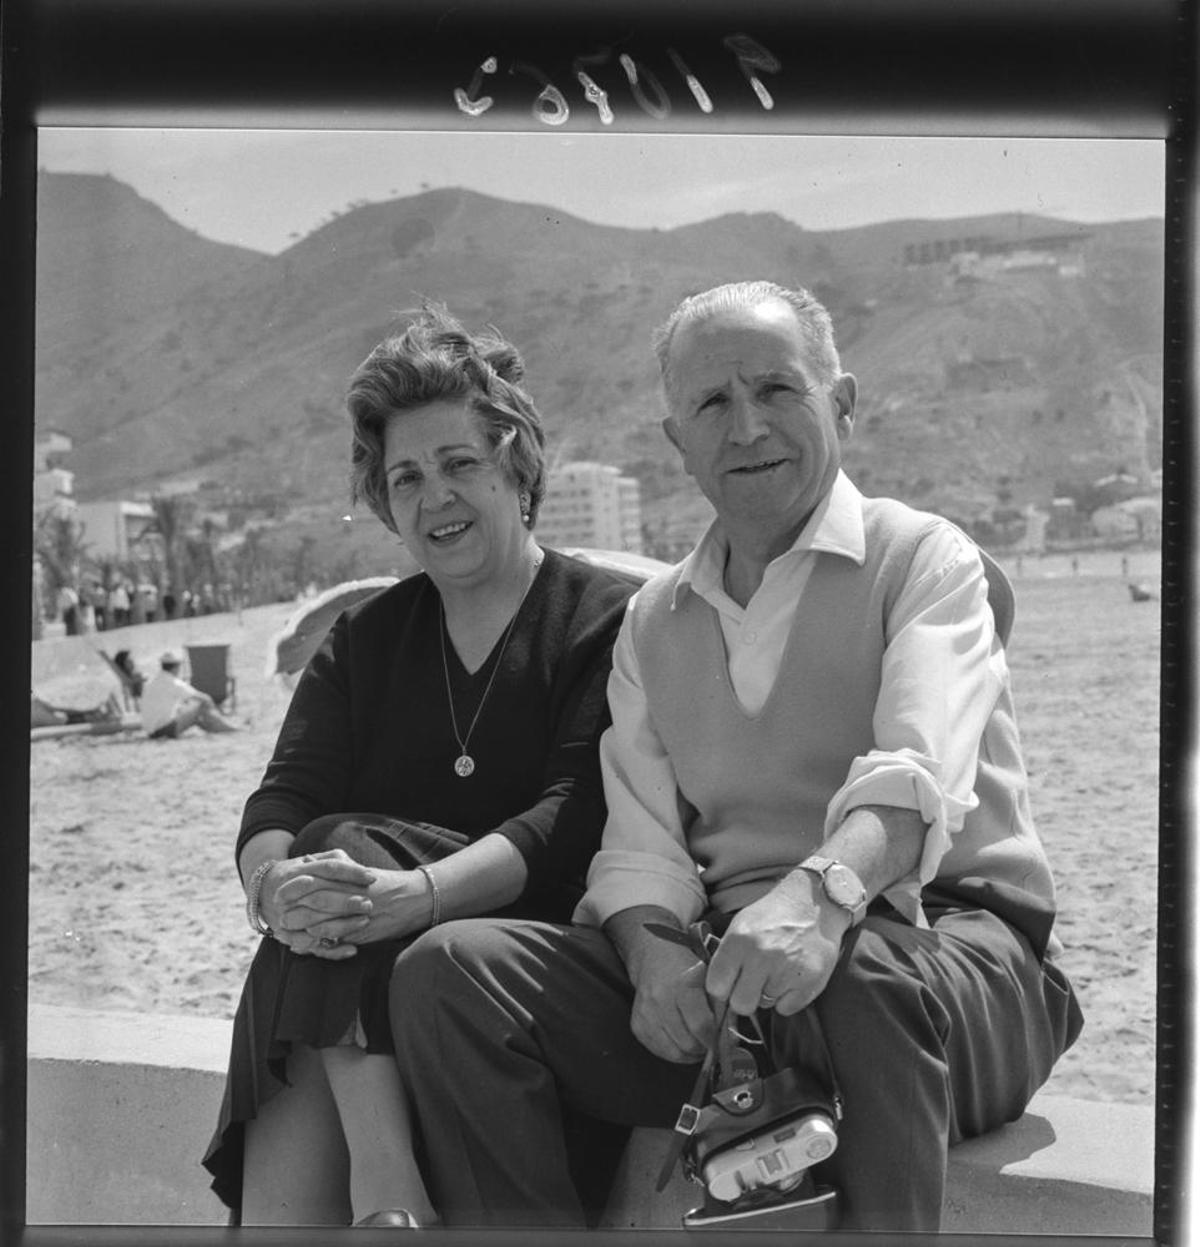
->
[[202, 305, 637, 1226]]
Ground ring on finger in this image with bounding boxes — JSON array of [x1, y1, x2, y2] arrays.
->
[[318, 935, 340, 948], [759, 991, 778, 1007]]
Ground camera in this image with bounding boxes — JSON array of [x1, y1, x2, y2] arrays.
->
[[700, 1108, 838, 1203], [679, 1064, 843, 1229]]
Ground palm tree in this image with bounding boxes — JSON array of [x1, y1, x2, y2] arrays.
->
[[233, 526, 267, 606], [291, 535, 318, 595], [34, 510, 89, 598], [148, 494, 194, 619]]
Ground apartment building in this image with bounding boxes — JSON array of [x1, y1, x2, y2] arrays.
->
[[536, 461, 644, 554]]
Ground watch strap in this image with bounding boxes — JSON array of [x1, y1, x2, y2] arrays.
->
[[799, 855, 868, 925]]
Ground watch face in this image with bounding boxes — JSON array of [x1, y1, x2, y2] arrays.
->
[[824, 864, 866, 908]]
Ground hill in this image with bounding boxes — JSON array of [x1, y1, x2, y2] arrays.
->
[[36, 172, 267, 393], [35, 173, 1163, 562]]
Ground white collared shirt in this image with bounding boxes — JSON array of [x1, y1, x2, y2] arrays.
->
[[141, 670, 202, 735], [579, 471, 1007, 928]]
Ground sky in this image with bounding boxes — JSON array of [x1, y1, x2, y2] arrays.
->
[[38, 129, 1165, 256]]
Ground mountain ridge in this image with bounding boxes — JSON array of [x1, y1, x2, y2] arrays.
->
[[35, 172, 1163, 561]]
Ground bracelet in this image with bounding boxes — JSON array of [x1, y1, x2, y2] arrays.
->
[[245, 859, 279, 937], [416, 864, 441, 928]]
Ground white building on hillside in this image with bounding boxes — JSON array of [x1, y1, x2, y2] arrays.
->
[[34, 430, 76, 517], [1092, 496, 1162, 544], [537, 461, 644, 554], [75, 499, 158, 561]]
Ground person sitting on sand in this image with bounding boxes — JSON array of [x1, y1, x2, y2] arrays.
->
[[142, 650, 238, 738], [112, 649, 145, 707], [202, 304, 639, 1228]]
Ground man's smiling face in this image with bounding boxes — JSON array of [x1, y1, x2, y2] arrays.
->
[[662, 297, 856, 558]]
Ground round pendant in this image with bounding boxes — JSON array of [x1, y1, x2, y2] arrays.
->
[[453, 754, 475, 778]]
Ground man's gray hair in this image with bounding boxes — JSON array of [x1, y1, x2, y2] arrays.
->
[[652, 281, 842, 395]]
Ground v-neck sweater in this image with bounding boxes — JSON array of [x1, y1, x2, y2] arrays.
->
[[631, 497, 1056, 928], [238, 548, 637, 898]]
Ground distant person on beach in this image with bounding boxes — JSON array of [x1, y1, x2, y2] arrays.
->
[[57, 584, 80, 635], [142, 650, 237, 738], [106, 581, 131, 628], [30, 689, 121, 728], [202, 304, 639, 1228], [385, 281, 1084, 1232], [112, 649, 145, 707], [139, 583, 159, 623], [78, 586, 97, 633]]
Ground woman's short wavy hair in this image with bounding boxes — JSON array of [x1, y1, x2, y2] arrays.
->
[[347, 303, 547, 533]]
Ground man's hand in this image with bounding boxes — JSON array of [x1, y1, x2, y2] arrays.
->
[[705, 871, 851, 1017], [630, 944, 715, 1063], [605, 906, 716, 1064]]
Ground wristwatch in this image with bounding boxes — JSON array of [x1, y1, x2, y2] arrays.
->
[[799, 855, 868, 926]]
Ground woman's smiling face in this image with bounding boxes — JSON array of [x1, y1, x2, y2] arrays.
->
[[383, 399, 528, 591]]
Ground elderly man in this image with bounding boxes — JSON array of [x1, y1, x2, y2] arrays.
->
[[388, 281, 1082, 1231]]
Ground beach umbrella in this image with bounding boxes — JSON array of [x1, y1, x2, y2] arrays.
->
[[266, 576, 400, 678], [31, 635, 124, 712], [265, 549, 669, 682]]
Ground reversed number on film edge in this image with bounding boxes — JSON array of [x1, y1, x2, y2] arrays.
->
[[453, 34, 782, 126]]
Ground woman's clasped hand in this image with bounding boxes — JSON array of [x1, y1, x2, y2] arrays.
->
[[259, 850, 377, 959], [264, 851, 443, 955]]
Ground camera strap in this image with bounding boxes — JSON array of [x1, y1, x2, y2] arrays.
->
[[653, 995, 732, 1192]]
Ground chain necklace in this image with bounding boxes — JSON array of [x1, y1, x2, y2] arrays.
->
[[439, 549, 543, 778]]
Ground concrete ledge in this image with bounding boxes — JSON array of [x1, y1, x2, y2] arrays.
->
[[942, 1096, 1155, 1235], [27, 1005, 233, 1225], [603, 1097, 1153, 1235], [27, 1004, 1153, 1234]]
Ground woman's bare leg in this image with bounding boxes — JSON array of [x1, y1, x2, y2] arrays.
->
[[320, 1046, 437, 1224], [241, 1044, 351, 1225]]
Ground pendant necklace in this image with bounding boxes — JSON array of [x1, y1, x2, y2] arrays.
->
[[440, 549, 543, 778]]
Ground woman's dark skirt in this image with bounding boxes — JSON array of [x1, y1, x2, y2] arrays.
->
[[202, 813, 530, 1215]]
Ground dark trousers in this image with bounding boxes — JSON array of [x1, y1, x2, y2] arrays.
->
[[390, 907, 1081, 1232]]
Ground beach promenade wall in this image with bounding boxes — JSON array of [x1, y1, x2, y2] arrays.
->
[[26, 1003, 1153, 1234]]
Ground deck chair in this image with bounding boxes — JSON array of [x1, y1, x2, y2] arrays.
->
[[185, 643, 237, 711]]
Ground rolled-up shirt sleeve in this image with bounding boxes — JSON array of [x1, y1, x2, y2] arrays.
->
[[824, 524, 1006, 919], [573, 600, 707, 928]]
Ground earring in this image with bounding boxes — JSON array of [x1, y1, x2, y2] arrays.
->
[[519, 489, 531, 524]]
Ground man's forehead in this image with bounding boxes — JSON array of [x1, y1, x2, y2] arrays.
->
[[674, 299, 803, 354], [671, 303, 815, 382]]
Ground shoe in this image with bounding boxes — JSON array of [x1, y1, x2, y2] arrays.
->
[[353, 1209, 423, 1228]]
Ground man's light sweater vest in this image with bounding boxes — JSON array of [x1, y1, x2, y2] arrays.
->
[[630, 497, 1057, 945]]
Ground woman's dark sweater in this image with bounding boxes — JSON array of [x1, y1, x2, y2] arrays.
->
[[238, 548, 637, 899]]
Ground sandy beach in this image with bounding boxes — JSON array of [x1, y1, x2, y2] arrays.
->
[[28, 546, 1163, 1107]]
